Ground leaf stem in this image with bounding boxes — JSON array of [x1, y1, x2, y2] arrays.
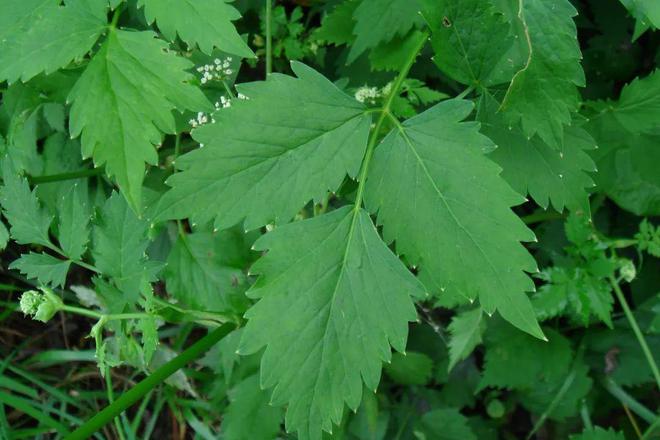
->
[[608, 275, 660, 389], [520, 210, 565, 225], [353, 31, 428, 211], [109, 5, 123, 29], [64, 324, 235, 440], [456, 86, 475, 100], [601, 377, 658, 424], [580, 400, 593, 431], [265, 0, 272, 76], [28, 168, 104, 185]]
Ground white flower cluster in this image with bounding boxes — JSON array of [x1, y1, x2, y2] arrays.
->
[[354, 82, 393, 104], [189, 111, 215, 128], [188, 93, 249, 128], [197, 57, 234, 84], [354, 86, 381, 104]]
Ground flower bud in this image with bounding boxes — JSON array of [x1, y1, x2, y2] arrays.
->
[[19, 288, 63, 323]]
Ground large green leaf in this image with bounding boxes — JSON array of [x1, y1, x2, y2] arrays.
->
[[238, 206, 425, 440], [364, 99, 543, 339], [137, 0, 254, 57], [421, 0, 521, 87], [498, 0, 585, 148], [156, 62, 370, 231], [479, 94, 596, 213], [0, 0, 107, 83], [68, 29, 210, 212]]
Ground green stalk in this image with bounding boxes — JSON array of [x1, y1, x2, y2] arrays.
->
[[265, 0, 272, 76], [609, 276, 660, 389], [29, 168, 104, 185], [64, 324, 235, 440], [601, 377, 658, 425], [353, 31, 428, 211]]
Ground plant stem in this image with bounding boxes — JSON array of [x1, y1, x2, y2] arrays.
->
[[641, 417, 660, 440], [29, 168, 104, 185], [353, 31, 428, 211], [265, 0, 272, 76], [601, 377, 658, 424], [608, 276, 660, 389], [456, 86, 475, 100], [64, 324, 235, 440], [109, 5, 123, 29], [580, 400, 593, 431]]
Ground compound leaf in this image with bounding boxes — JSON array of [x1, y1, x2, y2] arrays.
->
[[156, 62, 370, 231], [0, 0, 107, 83], [238, 206, 424, 440], [137, 0, 254, 57], [364, 99, 543, 339], [68, 29, 210, 213]]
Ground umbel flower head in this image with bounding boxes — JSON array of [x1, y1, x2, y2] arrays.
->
[[19, 288, 63, 323]]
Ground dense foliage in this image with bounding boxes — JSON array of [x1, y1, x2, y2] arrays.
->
[[0, 0, 658, 439]]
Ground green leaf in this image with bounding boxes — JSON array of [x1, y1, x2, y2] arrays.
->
[[413, 408, 476, 440], [156, 62, 370, 231], [92, 193, 153, 306], [137, 0, 254, 57], [421, 0, 521, 86], [498, 0, 585, 148], [569, 427, 625, 440], [479, 94, 597, 213], [314, 0, 358, 46], [347, 0, 423, 64], [364, 100, 544, 339], [68, 29, 210, 212], [619, 0, 659, 38], [0, 161, 53, 248], [221, 374, 283, 440], [479, 322, 571, 390], [138, 317, 158, 364], [519, 360, 592, 421], [0, 221, 9, 251], [586, 107, 660, 216], [385, 351, 433, 386], [604, 70, 660, 135], [0, 0, 107, 83], [447, 308, 484, 371], [9, 253, 70, 288], [57, 183, 90, 261], [164, 229, 251, 313], [238, 206, 424, 440]]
